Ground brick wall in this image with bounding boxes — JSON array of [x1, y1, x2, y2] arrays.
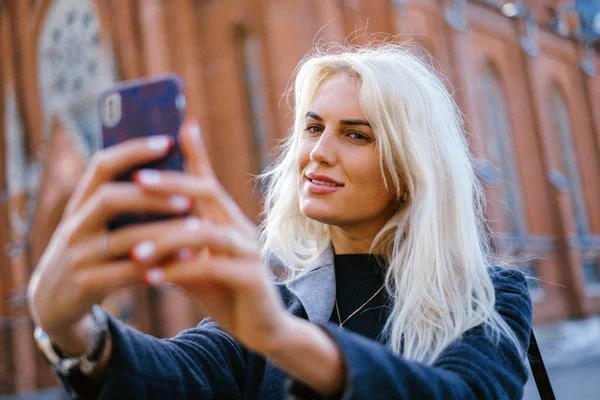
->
[[1, 0, 599, 394]]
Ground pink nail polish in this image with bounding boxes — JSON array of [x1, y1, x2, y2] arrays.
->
[[132, 241, 155, 261], [145, 269, 164, 285], [135, 169, 161, 185], [169, 195, 191, 211], [184, 217, 202, 230], [189, 122, 201, 144], [148, 136, 171, 152]]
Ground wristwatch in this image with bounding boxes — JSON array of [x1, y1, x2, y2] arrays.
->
[[34, 305, 109, 376]]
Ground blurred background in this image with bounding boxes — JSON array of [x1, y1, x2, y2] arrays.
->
[[0, 0, 599, 398]]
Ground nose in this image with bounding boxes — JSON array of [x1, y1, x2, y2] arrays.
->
[[309, 128, 338, 166]]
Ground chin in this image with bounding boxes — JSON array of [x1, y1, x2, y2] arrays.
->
[[300, 204, 342, 225]]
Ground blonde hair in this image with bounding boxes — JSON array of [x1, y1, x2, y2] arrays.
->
[[258, 43, 522, 364]]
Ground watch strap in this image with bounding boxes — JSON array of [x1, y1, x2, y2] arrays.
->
[[34, 305, 109, 376]]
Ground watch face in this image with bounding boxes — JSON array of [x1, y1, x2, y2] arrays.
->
[[33, 307, 109, 376], [34, 326, 61, 365]]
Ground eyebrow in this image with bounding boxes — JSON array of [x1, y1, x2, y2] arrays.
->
[[305, 111, 372, 128]]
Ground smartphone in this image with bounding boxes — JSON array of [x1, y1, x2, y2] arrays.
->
[[99, 74, 186, 230]]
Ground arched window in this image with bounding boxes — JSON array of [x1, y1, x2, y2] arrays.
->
[[4, 84, 29, 239], [549, 87, 598, 283], [479, 66, 528, 242], [38, 0, 116, 159], [36, 0, 143, 325], [235, 28, 270, 177], [479, 66, 541, 289], [550, 87, 589, 237]]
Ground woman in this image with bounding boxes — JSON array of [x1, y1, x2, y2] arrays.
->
[[28, 44, 532, 399]]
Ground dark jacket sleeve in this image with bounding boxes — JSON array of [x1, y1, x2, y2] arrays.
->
[[291, 268, 533, 400], [64, 316, 247, 399]]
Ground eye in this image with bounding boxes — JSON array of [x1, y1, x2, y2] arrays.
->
[[348, 132, 371, 142], [304, 125, 323, 134]]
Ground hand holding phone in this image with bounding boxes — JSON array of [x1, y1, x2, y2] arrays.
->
[[99, 74, 186, 230]]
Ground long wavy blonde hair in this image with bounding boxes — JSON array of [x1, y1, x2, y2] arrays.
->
[[258, 43, 521, 364]]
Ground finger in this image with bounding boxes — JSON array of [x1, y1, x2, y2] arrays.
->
[[133, 170, 233, 224], [70, 216, 193, 266], [133, 170, 256, 236], [63, 136, 174, 220], [74, 259, 150, 295], [179, 119, 215, 179], [130, 218, 258, 265], [144, 257, 256, 288], [73, 183, 192, 234]]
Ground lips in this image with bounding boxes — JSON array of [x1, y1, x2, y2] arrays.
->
[[306, 173, 344, 187], [304, 172, 344, 195]]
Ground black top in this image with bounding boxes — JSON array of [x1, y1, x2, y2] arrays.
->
[[329, 254, 391, 342]]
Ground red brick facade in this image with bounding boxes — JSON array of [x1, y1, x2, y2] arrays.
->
[[1, 0, 599, 394]]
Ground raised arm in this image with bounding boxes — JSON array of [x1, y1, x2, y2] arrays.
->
[[271, 269, 532, 399], [52, 315, 247, 399], [26, 122, 256, 398]]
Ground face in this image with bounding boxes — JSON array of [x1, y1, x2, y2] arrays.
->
[[298, 74, 397, 238]]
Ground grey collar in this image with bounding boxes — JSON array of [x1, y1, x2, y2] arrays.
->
[[285, 245, 336, 324]]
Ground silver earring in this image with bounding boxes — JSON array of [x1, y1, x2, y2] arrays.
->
[[399, 191, 408, 205], [394, 192, 408, 212]]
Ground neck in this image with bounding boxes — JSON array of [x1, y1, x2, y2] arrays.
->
[[329, 225, 379, 254], [328, 202, 397, 254]]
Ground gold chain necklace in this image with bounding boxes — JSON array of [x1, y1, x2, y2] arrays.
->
[[334, 284, 386, 328]]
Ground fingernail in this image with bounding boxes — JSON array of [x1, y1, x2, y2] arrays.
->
[[145, 269, 164, 285], [184, 217, 202, 230], [148, 136, 171, 152], [135, 169, 161, 185], [176, 248, 194, 261], [132, 240, 155, 261], [169, 195, 191, 210], [189, 121, 201, 143]]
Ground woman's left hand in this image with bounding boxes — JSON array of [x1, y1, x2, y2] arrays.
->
[[129, 120, 289, 354]]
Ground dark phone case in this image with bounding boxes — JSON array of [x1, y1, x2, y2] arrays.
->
[[100, 75, 185, 230]]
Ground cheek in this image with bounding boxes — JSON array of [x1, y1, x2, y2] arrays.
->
[[354, 178, 387, 202], [348, 161, 392, 205], [297, 141, 312, 170], [349, 154, 380, 188]]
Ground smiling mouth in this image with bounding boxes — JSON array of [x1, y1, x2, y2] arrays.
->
[[307, 177, 344, 187]]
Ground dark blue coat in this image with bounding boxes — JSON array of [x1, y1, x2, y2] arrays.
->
[[62, 250, 532, 399]]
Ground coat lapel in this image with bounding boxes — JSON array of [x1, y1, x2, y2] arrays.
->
[[285, 245, 336, 324]]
